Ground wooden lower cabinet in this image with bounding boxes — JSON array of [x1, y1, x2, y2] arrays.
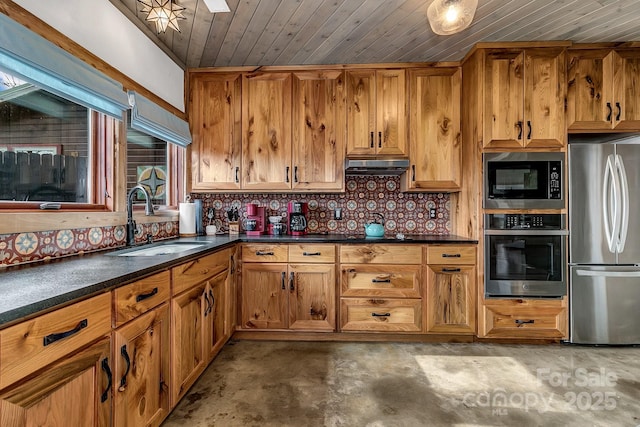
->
[[113, 304, 170, 427], [207, 271, 228, 359], [241, 263, 289, 329], [0, 338, 112, 427], [289, 264, 336, 331], [481, 299, 568, 339], [426, 265, 476, 334], [340, 298, 422, 332]]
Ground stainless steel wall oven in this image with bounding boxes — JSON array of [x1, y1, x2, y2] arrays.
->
[[484, 214, 567, 298]]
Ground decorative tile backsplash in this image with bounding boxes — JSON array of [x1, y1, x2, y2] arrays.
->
[[193, 176, 450, 235], [0, 221, 178, 267]]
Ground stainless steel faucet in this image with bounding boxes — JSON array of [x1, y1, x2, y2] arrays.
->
[[126, 185, 154, 246]]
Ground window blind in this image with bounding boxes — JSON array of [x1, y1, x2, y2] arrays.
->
[[128, 91, 191, 147]]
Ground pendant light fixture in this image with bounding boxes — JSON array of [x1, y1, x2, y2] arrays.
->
[[138, 0, 186, 34], [427, 0, 478, 35]]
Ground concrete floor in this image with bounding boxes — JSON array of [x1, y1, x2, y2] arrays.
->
[[162, 340, 640, 427]]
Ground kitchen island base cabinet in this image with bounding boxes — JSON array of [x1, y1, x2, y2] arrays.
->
[[0, 338, 111, 427]]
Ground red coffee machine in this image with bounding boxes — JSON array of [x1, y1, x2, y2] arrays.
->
[[245, 203, 266, 236], [287, 201, 308, 235]]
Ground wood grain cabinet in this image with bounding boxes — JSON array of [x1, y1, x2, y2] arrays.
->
[[346, 69, 406, 157], [481, 298, 568, 339], [189, 73, 242, 191], [483, 48, 566, 148], [425, 245, 476, 334], [404, 67, 462, 192], [0, 293, 112, 427], [240, 243, 336, 331], [567, 48, 640, 131]]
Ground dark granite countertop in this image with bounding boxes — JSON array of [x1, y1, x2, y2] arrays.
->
[[0, 233, 476, 329]]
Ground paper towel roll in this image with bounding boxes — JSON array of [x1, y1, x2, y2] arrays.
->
[[179, 202, 196, 236]]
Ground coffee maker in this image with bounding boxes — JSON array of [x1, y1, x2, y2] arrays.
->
[[288, 201, 308, 235], [245, 203, 266, 236]]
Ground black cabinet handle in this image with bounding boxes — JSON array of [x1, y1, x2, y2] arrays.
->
[[412, 165, 416, 181], [516, 121, 523, 140], [255, 251, 274, 256], [515, 319, 535, 326], [209, 289, 215, 309], [118, 345, 131, 392], [441, 268, 461, 273], [371, 278, 391, 283], [294, 166, 298, 183], [235, 167, 239, 183], [378, 131, 382, 148], [101, 358, 112, 403], [527, 120, 532, 139], [615, 102, 621, 121], [43, 319, 88, 346], [281, 271, 286, 290], [606, 102, 612, 121], [230, 255, 235, 274], [285, 166, 290, 183], [371, 312, 391, 317], [441, 253, 461, 258], [370, 131, 374, 148], [204, 291, 211, 316], [303, 251, 321, 256], [289, 272, 295, 291], [136, 287, 158, 303]]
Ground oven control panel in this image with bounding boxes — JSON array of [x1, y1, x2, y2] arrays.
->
[[486, 214, 565, 230]]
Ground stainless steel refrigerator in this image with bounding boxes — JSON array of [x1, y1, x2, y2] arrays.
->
[[569, 134, 640, 344]]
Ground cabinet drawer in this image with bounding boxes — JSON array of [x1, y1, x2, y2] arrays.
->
[[340, 298, 422, 332], [241, 244, 288, 263], [340, 244, 422, 264], [172, 249, 230, 295], [0, 292, 111, 389], [289, 244, 335, 263], [341, 264, 421, 298], [482, 301, 567, 339], [113, 270, 170, 327], [427, 245, 476, 265]]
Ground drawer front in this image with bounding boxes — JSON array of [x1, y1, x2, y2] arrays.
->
[[340, 244, 422, 264], [427, 245, 476, 265], [482, 303, 567, 339], [241, 244, 288, 263], [289, 244, 336, 263], [172, 249, 230, 295], [113, 270, 170, 327], [340, 298, 422, 332], [0, 292, 111, 389], [341, 264, 422, 298]]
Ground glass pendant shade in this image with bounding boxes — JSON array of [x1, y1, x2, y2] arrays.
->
[[427, 0, 478, 35], [138, 0, 186, 34]]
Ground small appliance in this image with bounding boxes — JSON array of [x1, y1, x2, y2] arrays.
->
[[245, 203, 266, 236], [288, 201, 308, 235], [267, 215, 287, 235]]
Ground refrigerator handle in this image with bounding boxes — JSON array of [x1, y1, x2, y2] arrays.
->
[[615, 154, 629, 253], [602, 155, 620, 253], [575, 269, 640, 278]]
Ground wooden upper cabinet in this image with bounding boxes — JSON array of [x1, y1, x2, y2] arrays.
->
[[568, 49, 640, 131], [242, 72, 292, 191], [189, 73, 242, 191], [292, 71, 346, 191], [404, 67, 461, 192], [346, 69, 406, 157], [484, 48, 566, 148]]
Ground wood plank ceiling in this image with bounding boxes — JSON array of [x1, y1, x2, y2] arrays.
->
[[110, 0, 640, 69]]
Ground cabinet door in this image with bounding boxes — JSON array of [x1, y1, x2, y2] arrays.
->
[[242, 73, 292, 190], [292, 71, 346, 191], [205, 271, 228, 361], [113, 304, 170, 427], [406, 68, 461, 191], [484, 50, 525, 147], [346, 70, 376, 156], [240, 263, 288, 329], [376, 69, 407, 156], [426, 265, 475, 334], [227, 246, 239, 335], [613, 50, 640, 130], [189, 73, 242, 191], [524, 48, 566, 147], [567, 49, 615, 130], [0, 338, 111, 427], [171, 282, 206, 405], [288, 264, 336, 331]]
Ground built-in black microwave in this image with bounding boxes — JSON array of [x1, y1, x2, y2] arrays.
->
[[483, 152, 564, 209]]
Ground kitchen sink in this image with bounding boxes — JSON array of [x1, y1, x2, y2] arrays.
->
[[110, 242, 206, 257]]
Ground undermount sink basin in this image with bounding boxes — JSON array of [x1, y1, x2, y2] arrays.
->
[[112, 243, 205, 257]]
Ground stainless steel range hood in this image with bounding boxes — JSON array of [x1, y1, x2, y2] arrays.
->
[[344, 158, 410, 176]]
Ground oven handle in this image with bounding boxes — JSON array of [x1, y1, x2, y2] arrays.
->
[[484, 230, 568, 236]]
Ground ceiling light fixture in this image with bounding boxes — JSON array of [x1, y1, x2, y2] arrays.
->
[[203, 0, 230, 13], [138, 0, 186, 34], [427, 0, 478, 36]]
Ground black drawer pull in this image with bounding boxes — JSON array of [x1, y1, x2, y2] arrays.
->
[[255, 251, 274, 256], [43, 319, 88, 346], [441, 268, 461, 273], [371, 278, 391, 283], [371, 312, 391, 317], [136, 287, 158, 303], [118, 344, 131, 392], [101, 357, 112, 403], [515, 319, 535, 326], [303, 251, 321, 256], [441, 253, 461, 258]]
